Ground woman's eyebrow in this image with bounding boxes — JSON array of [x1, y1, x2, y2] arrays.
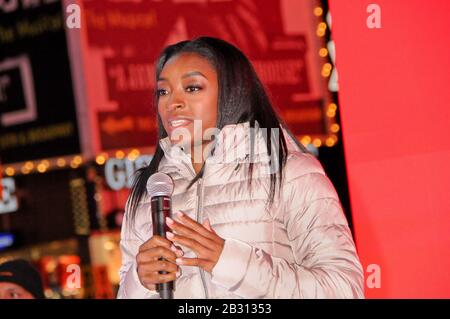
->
[[157, 71, 208, 82], [182, 71, 207, 79]]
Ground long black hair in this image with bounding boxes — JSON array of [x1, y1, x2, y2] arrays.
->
[[127, 36, 306, 224]]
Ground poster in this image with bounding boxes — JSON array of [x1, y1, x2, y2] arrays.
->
[[75, 0, 328, 152], [0, 0, 81, 164]]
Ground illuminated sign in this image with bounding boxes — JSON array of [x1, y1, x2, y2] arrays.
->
[[0, 177, 18, 214], [0, 233, 14, 250], [104, 155, 152, 191]]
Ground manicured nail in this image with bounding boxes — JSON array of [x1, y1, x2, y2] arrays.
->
[[166, 231, 174, 239], [171, 245, 184, 257], [176, 258, 183, 264], [166, 217, 174, 225], [176, 211, 184, 218]]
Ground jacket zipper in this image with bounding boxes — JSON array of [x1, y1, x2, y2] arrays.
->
[[196, 177, 209, 299], [182, 160, 209, 299]]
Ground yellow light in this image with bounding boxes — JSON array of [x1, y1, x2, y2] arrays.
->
[[73, 156, 82, 165], [96, 155, 106, 165], [318, 22, 327, 30], [316, 28, 326, 37], [330, 123, 340, 133], [70, 162, 80, 169], [37, 164, 47, 173], [314, 6, 323, 17], [328, 103, 337, 112], [21, 166, 31, 175], [319, 48, 328, 57], [56, 158, 66, 167], [323, 63, 332, 70], [128, 149, 140, 161], [326, 137, 336, 147], [313, 138, 322, 147], [5, 167, 15, 176], [321, 63, 332, 77], [317, 22, 327, 37], [24, 161, 34, 170], [321, 69, 331, 77], [327, 103, 337, 117], [301, 135, 312, 145], [39, 160, 50, 171], [116, 150, 125, 159]]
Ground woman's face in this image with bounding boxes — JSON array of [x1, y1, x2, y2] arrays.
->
[[157, 52, 218, 149]]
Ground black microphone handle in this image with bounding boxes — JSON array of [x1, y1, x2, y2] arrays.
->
[[151, 196, 174, 299]]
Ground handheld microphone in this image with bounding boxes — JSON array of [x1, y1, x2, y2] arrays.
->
[[146, 172, 175, 299]]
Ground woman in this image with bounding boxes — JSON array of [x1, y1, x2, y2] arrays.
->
[[118, 37, 364, 299]]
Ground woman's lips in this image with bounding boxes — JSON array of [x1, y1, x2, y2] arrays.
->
[[167, 118, 195, 136], [169, 119, 193, 128]]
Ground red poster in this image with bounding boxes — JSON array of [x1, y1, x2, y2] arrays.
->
[[69, 0, 328, 154]]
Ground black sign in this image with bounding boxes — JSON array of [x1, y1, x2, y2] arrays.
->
[[0, 0, 80, 164]]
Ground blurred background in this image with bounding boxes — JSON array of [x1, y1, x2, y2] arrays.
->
[[1, 0, 449, 299]]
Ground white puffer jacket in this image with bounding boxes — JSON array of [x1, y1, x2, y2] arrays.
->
[[117, 122, 364, 299]]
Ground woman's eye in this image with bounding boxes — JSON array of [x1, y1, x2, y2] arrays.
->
[[157, 89, 168, 96], [186, 85, 202, 93]]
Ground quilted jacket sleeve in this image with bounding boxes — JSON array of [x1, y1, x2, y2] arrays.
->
[[117, 204, 160, 299], [211, 153, 365, 298]]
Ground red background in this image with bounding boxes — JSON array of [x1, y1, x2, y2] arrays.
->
[[329, 0, 450, 298]]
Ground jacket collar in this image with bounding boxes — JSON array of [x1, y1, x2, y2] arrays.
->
[[158, 121, 300, 176]]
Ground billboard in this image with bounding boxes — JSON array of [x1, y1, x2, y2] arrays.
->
[[71, 0, 330, 154], [0, 0, 81, 164]]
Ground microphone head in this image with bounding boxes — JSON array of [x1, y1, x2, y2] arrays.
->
[[146, 172, 174, 197]]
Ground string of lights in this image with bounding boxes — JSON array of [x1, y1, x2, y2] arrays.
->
[[298, 1, 340, 149]]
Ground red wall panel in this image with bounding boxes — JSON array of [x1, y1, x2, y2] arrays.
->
[[329, 0, 450, 298]]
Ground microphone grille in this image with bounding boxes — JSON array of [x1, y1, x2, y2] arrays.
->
[[146, 172, 174, 197]]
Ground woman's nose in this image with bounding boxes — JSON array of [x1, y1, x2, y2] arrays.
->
[[167, 101, 184, 112], [165, 89, 185, 112]]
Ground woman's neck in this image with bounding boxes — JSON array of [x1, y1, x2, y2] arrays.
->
[[192, 161, 203, 174], [190, 140, 214, 174]]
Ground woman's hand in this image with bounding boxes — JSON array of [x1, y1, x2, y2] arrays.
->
[[166, 211, 225, 273], [136, 235, 183, 291]]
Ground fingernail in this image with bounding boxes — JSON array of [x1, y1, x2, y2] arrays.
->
[[176, 258, 183, 264], [166, 217, 174, 225], [170, 245, 184, 257], [166, 231, 174, 239], [176, 211, 184, 218]]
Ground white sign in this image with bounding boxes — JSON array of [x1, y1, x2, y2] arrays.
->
[[105, 155, 152, 191], [0, 55, 37, 127], [0, 177, 18, 214]]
